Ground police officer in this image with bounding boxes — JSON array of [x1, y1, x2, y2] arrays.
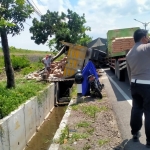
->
[[126, 29, 150, 148]]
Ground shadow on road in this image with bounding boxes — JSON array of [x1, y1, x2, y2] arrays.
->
[[104, 68, 131, 102], [114, 139, 147, 150]]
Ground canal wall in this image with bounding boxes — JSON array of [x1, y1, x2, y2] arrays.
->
[[0, 83, 55, 150]]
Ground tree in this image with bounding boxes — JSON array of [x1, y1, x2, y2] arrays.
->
[[30, 9, 92, 51], [47, 38, 57, 52], [0, 0, 33, 88]]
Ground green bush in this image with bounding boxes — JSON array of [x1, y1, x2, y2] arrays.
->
[[11, 55, 30, 70], [21, 62, 43, 75], [0, 79, 49, 119], [0, 56, 4, 68]]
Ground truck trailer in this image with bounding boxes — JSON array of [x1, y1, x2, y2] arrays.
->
[[107, 27, 140, 81]]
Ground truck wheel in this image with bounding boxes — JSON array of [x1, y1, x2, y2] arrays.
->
[[116, 61, 125, 81]]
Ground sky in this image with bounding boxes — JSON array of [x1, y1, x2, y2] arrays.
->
[[7, 0, 150, 51]]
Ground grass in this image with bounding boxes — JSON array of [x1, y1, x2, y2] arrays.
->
[[76, 121, 90, 128], [0, 56, 4, 69], [99, 106, 108, 111], [58, 125, 70, 144], [62, 146, 75, 150], [83, 144, 91, 150], [82, 105, 99, 117], [82, 105, 108, 118], [0, 46, 67, 119], [71, 103, 108, 118], [70, 84, 77, 98], [98, 139, 110, 147], [70, 104, 79, 110], [86, 127, 94, 135], [0, 46, 50, 55], [0, 55, 43, 75], [71, 133, 88, 142], [0, 79, 49, 119], [0, 46, 57, 72], [58, 125, 88, 145]]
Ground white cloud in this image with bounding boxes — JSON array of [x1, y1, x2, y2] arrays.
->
[[7, 0, 150, 51], [106, 0, 127, 7], [136, 0, 147, 5]]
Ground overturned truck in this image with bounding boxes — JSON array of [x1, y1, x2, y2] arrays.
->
[[31, 41, 88, 105]]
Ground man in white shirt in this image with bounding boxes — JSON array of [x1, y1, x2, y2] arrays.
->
[[41, 54, 53, 74]]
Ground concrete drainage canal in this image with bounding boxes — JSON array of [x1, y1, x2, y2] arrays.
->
[[24, 106, 66, 150], [25, 79, 74, 150]]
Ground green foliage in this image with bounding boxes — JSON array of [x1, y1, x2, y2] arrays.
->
[[59, 125, 70, 144], [0, 0, 33, 35], [83, 144, 91, 150], [0, 56, 4, 68], [0, 0, 33, 89], [0, 17, 15, 28], [47, 39, 57, 52], [98, 139, 110, 147], [0, 46, 47, 75], [86, 127, 94, 135], [9, 46, 49, 54], [58, 125, 88, 144], [54, 54, 65, 61], [21, 62, 43, 75], [62, 146, 75, 150], [71, 133, 88, 142], [30, 9, 92, 50], [82, 105, 108, 118], [11, 55, 30, 70], [76, 121, 90, 128], [70, 84, 77, 98], [71, 104, 79, 111], [0, 79, 48, 119]]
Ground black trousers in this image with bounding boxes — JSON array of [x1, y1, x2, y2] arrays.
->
[[130, 83, 150, 142]]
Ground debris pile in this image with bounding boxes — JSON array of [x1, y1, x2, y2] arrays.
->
[[25, 56, 68, 81], [50, 56, 67, 78]]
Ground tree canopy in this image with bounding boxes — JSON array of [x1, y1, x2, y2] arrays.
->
[[30, 9, 92, 50], [0, 0, 33, 88], [0, 0, 33, 35]]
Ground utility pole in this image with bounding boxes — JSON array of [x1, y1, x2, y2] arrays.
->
[[134, 19, 150, 30]]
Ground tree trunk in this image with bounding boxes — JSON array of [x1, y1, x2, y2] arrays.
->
[[1, 29, 15, 88]]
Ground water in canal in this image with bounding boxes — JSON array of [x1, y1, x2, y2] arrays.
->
[[25, 106, 66, 150]]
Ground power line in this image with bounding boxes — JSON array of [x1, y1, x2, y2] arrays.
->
[[25, 22, 32, 27], [26, 0, 42, 17], [26, 0, 41, 17], [30, 0, 42, 15]]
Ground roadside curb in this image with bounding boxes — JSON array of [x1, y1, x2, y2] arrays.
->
[[48, 98, 75, 150]]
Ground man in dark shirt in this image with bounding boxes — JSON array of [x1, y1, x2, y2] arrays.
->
[[126, 29, 150, 148]]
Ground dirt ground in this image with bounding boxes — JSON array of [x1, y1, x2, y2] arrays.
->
[[58, 88, 123, 150]]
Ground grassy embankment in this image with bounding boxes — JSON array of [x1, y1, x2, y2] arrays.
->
[[0, 46, 62, 119]]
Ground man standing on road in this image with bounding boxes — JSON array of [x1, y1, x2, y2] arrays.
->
[[126, 29, 150, 148]]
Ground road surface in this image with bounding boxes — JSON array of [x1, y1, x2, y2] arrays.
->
[[102, 68, 149, 150]]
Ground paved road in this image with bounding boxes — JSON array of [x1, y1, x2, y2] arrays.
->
[[101, 68, 149, 150]]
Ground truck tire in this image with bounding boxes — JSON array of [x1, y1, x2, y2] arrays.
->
[[116, 61, 125, 81]]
